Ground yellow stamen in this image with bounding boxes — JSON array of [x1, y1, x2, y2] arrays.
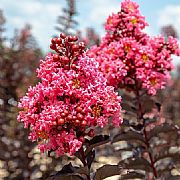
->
[[130, 18, 138, 25], [92, 105, 102, 118], [24, 107, 28, 111], [142, 54, 148, 62], [107, 17, 113, 25], [37, 131, 48, 140], [150, 78, 157, 86], [72, 78, 80, 88], [105, 66, 110, 73], [124, 44, 131, 53]]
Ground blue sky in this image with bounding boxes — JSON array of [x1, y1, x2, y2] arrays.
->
[[1, 0, 180, 66]]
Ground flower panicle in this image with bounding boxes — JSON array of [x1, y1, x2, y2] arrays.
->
[[18, 33, 123, 156], [88, 0, 180, 95]]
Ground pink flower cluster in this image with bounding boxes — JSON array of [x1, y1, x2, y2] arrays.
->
[[88, 0, 180, 95], [18, 34, 122, 156]]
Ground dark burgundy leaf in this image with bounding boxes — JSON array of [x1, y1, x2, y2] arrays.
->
[[94, 165, 120, 180], [112, 131, 146, 146], [85, 135, 110, 156], [120, 171, 145, 179], [86, 150, 95, 169], [118, 157, 153, 172]]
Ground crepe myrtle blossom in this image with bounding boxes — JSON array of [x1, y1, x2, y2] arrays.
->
[[88, 0, 180, 95], [17, 33, 122, 156]]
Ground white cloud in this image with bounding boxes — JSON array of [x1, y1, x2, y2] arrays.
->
[[76, 0, 120, 37], [90, 0, 119, 23], [158, 5, 180, 33], [0, 0, 62, 51], [0, 0, 121, 51]]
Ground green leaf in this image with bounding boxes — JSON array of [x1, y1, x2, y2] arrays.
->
[[94, 165, 120, 180], [85, 135, 110, 156]]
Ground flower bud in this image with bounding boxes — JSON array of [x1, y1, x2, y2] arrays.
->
[[60, 33, 66, 39]]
